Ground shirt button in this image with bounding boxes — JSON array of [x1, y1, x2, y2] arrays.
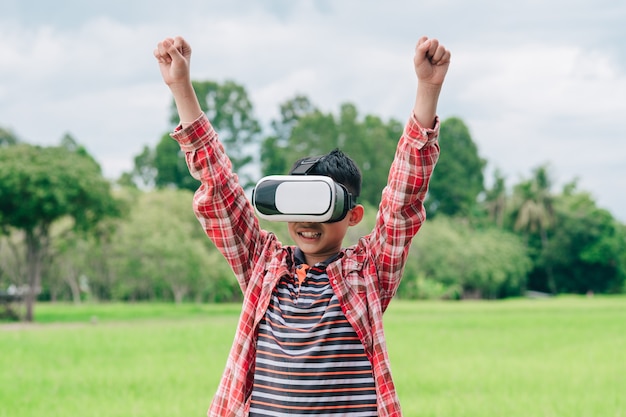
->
[[332, 279, 338, 285]]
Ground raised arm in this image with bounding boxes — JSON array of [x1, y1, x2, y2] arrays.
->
[[154, 36, 203, 127], [154, 36, 266, 293], [369, 37, 450, 309], [412, 36, 451, 129]]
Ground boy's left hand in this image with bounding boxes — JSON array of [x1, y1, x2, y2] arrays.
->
[[414, 36, 451, 87]]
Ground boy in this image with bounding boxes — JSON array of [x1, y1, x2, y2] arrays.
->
[[154, 35, 450, 417]]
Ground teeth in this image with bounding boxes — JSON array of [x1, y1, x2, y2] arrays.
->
[[300, 232, 321, 238]]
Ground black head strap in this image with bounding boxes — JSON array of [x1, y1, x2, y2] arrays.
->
[[291, 156, 324, 175]]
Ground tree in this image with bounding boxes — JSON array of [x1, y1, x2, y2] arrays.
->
[[425, 117, 485, 217], [109, 189, 234, 303], [43, 209, 123, 303], [270, 95, 317, 145], [261, 95, 318, 177], [540, 183, 626, 294], [173, 80, 261, 188], [409, 216, 531, 299], [129, 145, 157, 189], [509, 165, 556, 293], [335, 104, 400, 206], [46, 218, 93, 303], [125, 80, 261, 190], [153, 133, 201, 191], [0, 144, 120, 321], [260, 96, 402, 207], [483, 169, 508, 228], [286, 108, 339, 158]]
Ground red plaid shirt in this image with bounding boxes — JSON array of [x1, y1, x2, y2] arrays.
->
[[171, 112, 439, 417]]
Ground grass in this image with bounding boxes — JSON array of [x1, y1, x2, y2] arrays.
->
[[386, 297, 626, 417], [1, 296, 625, 417]]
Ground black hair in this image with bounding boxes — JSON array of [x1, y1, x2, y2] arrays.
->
[[289, 148, 362, 199]]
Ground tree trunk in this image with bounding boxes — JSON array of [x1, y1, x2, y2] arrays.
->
[[67, 276, 82, 304], [24, 233, 40, 322], [24, 227, 49, 322], [172, 286, 187, 304], [62, 263, 83, 304]]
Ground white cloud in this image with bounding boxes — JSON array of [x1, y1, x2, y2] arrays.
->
[[1, 0, 625, 221], [449, 42, 626, 218]]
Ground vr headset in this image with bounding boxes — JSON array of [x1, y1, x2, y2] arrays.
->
[[251, 156, 356, 223]]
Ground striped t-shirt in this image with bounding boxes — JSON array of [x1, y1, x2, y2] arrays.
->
[[249, 255, 377, 416]]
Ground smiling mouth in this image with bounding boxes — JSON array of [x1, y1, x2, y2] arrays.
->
[[299, 231, 321, 239]]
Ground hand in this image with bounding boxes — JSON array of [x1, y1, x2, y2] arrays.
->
[[154, 36, 193, 88], [154, 36, 203, 126], [414, 36, 451, 87]]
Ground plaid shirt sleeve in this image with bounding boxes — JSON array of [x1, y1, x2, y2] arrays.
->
[[369, 112, 440, 310], [170, 114, 264, 293]]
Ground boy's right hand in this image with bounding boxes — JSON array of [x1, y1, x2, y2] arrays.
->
[[411, 36, 451, 128], [414, 36, 451, 88], [154, 36, 192, 88]]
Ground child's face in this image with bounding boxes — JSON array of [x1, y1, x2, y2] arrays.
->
[[288, 205, 363, 266]]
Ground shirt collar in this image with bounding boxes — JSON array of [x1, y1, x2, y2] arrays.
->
[[294, 247, 341, 268]]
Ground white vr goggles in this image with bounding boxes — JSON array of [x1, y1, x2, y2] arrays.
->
[[251, 156, 357, 223]]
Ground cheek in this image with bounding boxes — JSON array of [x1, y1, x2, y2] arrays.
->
[[325, 223, 349, 239]]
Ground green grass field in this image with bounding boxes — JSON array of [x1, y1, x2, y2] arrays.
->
[[1, 296, 624, 417]]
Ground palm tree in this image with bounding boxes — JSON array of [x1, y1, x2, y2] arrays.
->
[[511, 165, 556, 293], [484, 169, 508, 228]]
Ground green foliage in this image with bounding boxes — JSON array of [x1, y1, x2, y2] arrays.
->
[[6, 83, 623, 304], [503, 165, 556, 293], [510, 165, 555, 235], [408, 216, 531, 298], [503, 167, 625, 295], [260, 96, 402, 207], [154, 133, 200, 191], [130, 145, 157, 188], [426, 117, 486, 217], [188, 80, 261, 188], [44, 218, 96, 303], [0, 143, 120, 320], [126, 79, 261, 190], [537, 186, 626, 294], [0, 144, 118, 233], [108, 189, 236, 303], [396, 271, 455, 300], [261, 95, 317, 176], [483, 168, 508, 227], [343, 111, 401, 206]]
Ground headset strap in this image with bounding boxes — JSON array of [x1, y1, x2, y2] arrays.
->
[[290, 156, 324, 175]]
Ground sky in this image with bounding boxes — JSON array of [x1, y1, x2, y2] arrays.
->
[[1, 0, 625, 221]]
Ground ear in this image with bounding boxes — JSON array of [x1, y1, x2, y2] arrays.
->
[[348, 204, 364, 226]]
